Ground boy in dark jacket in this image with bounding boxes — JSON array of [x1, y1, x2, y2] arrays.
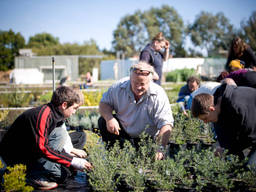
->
[[191, 84, 256, 169], [0, 86, 92, 190]]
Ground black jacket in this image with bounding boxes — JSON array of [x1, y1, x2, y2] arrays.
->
[[0, 103, 73, 167], [213, 84, 256, 156]]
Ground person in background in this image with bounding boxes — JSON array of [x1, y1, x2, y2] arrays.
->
[[0, 86, 92, 190], [186, 81, 221, 110], [140, 32, 170, 85], [59, 75, 70, 87], [191, 84, 256, 171], [216, 68, 256, 88], [176, 76, 200, 116], [80, 72, 93, 89], [225, 36, 256, 72], [98, 62, 174, 160]]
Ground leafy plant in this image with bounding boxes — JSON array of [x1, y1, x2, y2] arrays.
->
[[0, 89, 33, 107], [165, 68, 198, 82], [83, 91, 104, 106], [171, 111, 215, 144], [38, 91, 53, 104], [67, 111, 100, 131], [2, 164, 33, 192]]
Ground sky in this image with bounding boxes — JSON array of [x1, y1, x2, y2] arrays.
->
[[0, 0, 256, 51]]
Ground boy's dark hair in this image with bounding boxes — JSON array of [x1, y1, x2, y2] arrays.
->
[[51, 86, 80, 108], [187, 76, 201, 85], [191, 93, 213, 117]]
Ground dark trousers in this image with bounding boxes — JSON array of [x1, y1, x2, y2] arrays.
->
[[98, 116, 142, 149], [69, 131, 86, 150]]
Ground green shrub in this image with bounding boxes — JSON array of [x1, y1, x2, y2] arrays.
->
[[87, 132, 256, 191], [67, 111, 100, 131], [38, 91, 53, 104], [171, 112, 215, 144], [0, 89, 33, 107], [165, 68, 197, 82], [2, 164, 33, 192]]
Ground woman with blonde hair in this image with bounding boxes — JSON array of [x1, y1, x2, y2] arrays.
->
[[225, 36, 256, 72], [140, 32, 170, 85]]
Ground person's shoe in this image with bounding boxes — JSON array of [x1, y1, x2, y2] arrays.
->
[[26, 177, 58, 190]]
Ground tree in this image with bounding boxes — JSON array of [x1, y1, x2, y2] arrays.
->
[[0, 29, 25, 70], [240, 11, 256, 51], [112, 10, 145, 57], [27, 32, 60, 48], [112, 5, 185, 57], [188, 11, 234, 57]]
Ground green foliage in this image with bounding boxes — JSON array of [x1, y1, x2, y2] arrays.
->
[[38, 91, 53, 104], [0, 89, 33, 107], [67, 111, 100, 131], [240, 11, 256, 51], [87, 132, 256, 191], [165, 68, 197, 82], [88, 133, 157, 191], [171, 112, 215, 144], [0, 29, 25, 70], [3, 164, 33, 192], [188, 11, 234, 56], [27, 32, 60, 48], [164, 83, 184, 104], [112, 5, 185, 57]]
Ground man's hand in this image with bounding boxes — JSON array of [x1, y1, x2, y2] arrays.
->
[[106, 118, 121, 135], [214, 147, 224, 157]]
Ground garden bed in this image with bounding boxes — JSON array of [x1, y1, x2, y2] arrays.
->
[[1, 101, 256, 191]]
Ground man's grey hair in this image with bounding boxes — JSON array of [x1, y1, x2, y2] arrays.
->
[[130, 61, 155, 80]]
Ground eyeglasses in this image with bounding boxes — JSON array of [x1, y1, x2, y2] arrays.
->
[[131, 68, 151, 76]]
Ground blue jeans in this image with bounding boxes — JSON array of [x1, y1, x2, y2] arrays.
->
[[28, 127, 71, 183]]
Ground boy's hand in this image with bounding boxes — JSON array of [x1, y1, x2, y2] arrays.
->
[[71, 148, 87, 158], [71, 157, 93, 171]]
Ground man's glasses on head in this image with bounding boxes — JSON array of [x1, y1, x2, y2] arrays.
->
[[132, 68, 152, 76]]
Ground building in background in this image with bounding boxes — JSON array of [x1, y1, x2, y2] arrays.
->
[[100, 58, 226, 81], [15, 55, 79, 83], [13, 50, 104, 84]]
